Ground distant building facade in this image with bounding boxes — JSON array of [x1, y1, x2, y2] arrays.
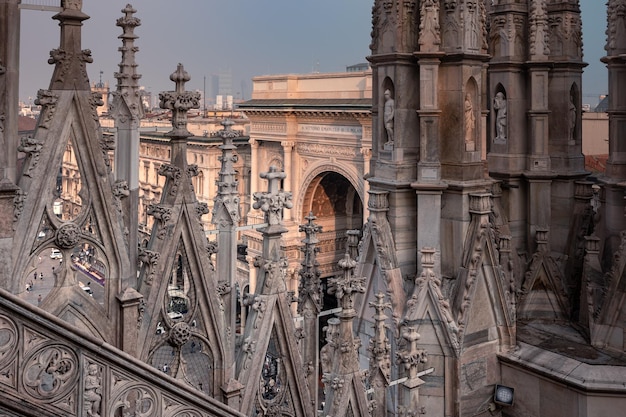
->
[[238, 70, 372, 295]]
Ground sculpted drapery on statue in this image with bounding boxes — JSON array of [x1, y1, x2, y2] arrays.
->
[[568, 95, 576, 143], [464, 92, 475, 145], [383, 89, 394, 145], [493, 91, 507, 143]]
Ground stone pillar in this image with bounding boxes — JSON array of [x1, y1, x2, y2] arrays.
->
[[248, 138, 262, 223], [413, 55, 446, 274], [247, 254, 257, 294], [526, 60, 554, 250], [112, 4, 143, 288], [281, 141, 294, 221], [297, 212, 322, 407], [600, 0, 626, 236], [0, 0, 19, 285], [212, 120, 242, 390], [117, 288, 143, 355], [0, 0, 20, 184]]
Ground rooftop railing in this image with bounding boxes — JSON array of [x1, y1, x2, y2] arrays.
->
[[19, 0, 62, 12]]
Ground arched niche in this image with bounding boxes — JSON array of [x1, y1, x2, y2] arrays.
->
[[569, 83, 580, 145], [381, 77, 395, 148], [464, 77, 479, 152], [491, 84, 508, 147]]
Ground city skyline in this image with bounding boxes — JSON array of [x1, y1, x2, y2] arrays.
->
[[18, 1, 608, 106]]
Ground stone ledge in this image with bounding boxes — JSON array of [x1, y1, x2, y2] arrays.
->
[[499, 341, 626, 393]]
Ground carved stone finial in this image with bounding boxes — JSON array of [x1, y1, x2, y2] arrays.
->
[[252, 166, 293, 226], [212, 119, 241, 226], [112, 2, 143, 120], [158, 64, 200, 138], [329, 253, 366, 316], [170, 63, 191, 93], [49, 3, 91, 90], [368, 292, 392, 378], [396, 326, 428, 380]]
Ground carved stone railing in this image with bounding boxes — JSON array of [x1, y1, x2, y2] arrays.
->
[[0, 288, 243, 417]]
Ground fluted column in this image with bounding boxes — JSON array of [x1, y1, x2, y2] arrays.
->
[[249, 138, 261, 222], [281, 141, 294, 221], [361, 148, 372, 224]]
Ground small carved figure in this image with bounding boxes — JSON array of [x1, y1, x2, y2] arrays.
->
[[464, 93, 475, 144], [383, 89, 395, 144], [84, 363, 102, 417], [568, 95, 576, 142], [493, 92, 507, 142]]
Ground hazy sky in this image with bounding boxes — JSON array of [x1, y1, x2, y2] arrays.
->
[[18, 1, 608, 106]]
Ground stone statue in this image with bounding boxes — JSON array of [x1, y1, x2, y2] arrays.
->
[[83, 363, 102, 417], [464, 93, 475, 144], [493, 92, 507, 143], [568, 96, 576, 142], [383, 89, 394, 144]]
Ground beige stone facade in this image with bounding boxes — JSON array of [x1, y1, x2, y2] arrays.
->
[[239, 71, 372, 293]]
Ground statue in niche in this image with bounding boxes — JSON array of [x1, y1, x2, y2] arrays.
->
[[383, 89, 395, 145], [493, 92, 507, 143], [83, 363, 102, 417], [464, 93, 476, 145], [568, 95, 576, 143]]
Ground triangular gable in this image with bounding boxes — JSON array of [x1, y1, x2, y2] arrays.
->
[[404, 268, 460, 355], [238, 294, 314, 417], [355, 194, 405, 328], [587, 231, 626, 350], [325, 375, 370, 417], [453, 193, 515, 350], [13, 90, 131, 344], [519, 251, 570, 322], [137, 185, 228, 399]]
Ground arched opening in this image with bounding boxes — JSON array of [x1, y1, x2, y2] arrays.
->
[[301, 171, 363, 311]]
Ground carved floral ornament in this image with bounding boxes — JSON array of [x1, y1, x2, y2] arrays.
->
[[34, 90, 59, 130], [55, 222, 82, 249]]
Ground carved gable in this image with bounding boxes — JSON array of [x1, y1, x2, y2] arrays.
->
[[238, 295, 314, 417]]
